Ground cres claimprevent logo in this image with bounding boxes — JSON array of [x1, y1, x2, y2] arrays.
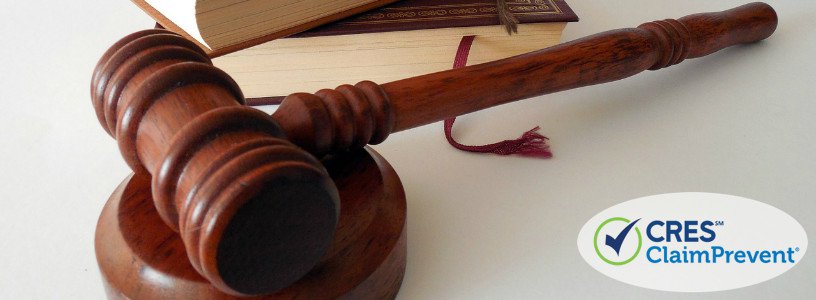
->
[[577, 193, 808, 292]]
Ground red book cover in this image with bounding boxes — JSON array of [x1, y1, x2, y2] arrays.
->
[[293, 0, 578, 38]]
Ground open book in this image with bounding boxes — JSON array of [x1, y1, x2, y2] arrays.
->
[[133, 0, 399, 56]]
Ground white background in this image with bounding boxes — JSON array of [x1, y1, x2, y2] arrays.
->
[[1, 0, 814, 299]]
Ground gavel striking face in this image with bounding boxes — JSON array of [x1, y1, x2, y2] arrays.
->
[[90, 3, 777, 296]]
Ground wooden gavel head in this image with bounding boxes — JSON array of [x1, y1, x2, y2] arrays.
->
[[91, 30, 343, 295]]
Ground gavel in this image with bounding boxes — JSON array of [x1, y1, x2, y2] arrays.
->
[[90, 2, 777, 296]]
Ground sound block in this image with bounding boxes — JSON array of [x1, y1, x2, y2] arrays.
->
[[95, 147, 407, 299]]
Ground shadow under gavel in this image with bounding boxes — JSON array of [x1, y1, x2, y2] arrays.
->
[[90, 2, 776, 296]]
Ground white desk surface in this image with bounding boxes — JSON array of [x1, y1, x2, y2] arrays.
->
[[1, 1, 814, 299]]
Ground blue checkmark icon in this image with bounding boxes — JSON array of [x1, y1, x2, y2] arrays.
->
[[605, 218, 641, 256]]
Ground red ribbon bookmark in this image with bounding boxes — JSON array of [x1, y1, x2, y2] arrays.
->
[[444, 35, 552, 158]]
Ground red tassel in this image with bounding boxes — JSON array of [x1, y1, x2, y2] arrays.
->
[[444, 35, 553, 158], [444, 118, 552, 158]]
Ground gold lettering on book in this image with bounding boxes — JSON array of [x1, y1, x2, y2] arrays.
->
[[343, 0, 563, 25], [386, 12, 417, 18], [358, 13, 386, 20], [480, 7, 498, 13], [511, 5, 549, 12], [418, 10, 448, 17], [449, 8, 479, 15]]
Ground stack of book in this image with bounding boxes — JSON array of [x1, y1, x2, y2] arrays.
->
[[132, 0, 578, 102]]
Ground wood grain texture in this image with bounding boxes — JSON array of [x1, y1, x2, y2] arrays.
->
[[271, 81, 394, 156], [96, 147, 407, 299], [92, 30, 341, 296]]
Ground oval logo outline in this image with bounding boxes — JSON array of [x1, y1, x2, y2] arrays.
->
[[577, 192, 808, 292]]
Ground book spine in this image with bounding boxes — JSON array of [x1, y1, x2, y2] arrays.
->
[[294, 0, 578, 38]]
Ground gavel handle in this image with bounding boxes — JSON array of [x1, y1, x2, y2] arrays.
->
[[272, 2, 777, 155], [383, 2, 777, 131]]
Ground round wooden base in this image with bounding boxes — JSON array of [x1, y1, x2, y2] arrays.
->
[[95, 147, 407, 299]]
